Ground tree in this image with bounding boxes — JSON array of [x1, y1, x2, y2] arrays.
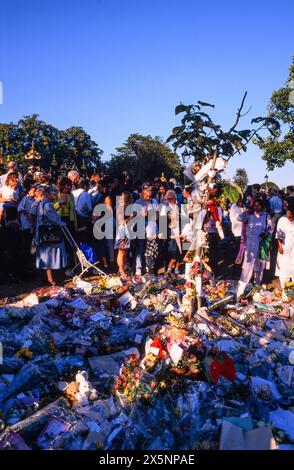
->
[[233, 168, 248, 191], [107, 134, 181, 181], [254, 57, 294, 170], [167, 97, 280, 165], [260, 182, 279, 191], [0, 114, 103, 173]]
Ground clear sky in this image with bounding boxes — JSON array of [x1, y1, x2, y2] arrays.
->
[[0, 0, 293, 187]]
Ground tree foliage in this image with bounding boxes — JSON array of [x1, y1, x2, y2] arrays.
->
[[167, 97, 280, 165], [233, 168, 249, 191], [107, 134, 181, 181], [0, 114, 103, 172], [254, 57, 294, 170]]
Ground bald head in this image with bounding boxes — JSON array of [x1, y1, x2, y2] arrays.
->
[[7, 161, 18, 171]]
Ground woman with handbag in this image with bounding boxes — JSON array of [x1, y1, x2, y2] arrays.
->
[[236, 199, 272, 298], [35, 186, 67, 286]]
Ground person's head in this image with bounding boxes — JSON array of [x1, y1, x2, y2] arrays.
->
[[271, 188, 278, 196], [44, 186, 58, 202], [78, 178, 90, 191], [286, 185, 294, 196], [27, 184, 36, 198], [252, 184, 261, 196], [40, 173, 49, 185], [169, 178, 177, 187], [99, 176, 112, 193], [90, 174, 100, 187], [140, 186, 151, 201], [183, 185, 192, 199], [158, 183, 167, 195], [67, 170, 80, 186], [35, 187, 45, 202], [23, 177, 35, 192], [253, 198, 264, 213], [118, 191, 133, 208], [165, 189, 177, 204], [286, 202, 294, 221], [153, 177, 161, 190], [6, 171, 19, 188], [58, 176, 72, 194], [167, 181, 175, 190], [7, 161, 18, 172]]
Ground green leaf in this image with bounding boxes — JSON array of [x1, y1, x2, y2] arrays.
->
[[197, 100, 215, 108], [223, 183, 242, 203], [236, 129, 252, 139], [175, 104, 188, 115], [172, 125, 185, 136]]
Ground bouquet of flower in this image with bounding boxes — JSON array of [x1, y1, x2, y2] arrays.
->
[[171, 351, 202, 376], [284, 282, 294, 300], [189, 260, 211, 281], [204, 281, 228, 301]]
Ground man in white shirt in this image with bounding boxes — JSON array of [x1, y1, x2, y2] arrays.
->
[[72, 179, 93, 221], [229, 201, 243, 238]]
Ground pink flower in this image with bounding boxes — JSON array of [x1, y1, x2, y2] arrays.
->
[[151, 380, 157, 388], [114, 384, 119, 390]]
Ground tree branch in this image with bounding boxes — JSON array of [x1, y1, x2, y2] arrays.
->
[[228, 92, 248, 133], [227, 123, 266, 162]]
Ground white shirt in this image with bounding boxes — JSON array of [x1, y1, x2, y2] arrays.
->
[[229, 204, 243, 237], [275, 216, 294, 279], [73, 189, 93, 218], [1, 186, 20, 202]]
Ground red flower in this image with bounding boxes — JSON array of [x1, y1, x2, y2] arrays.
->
[[150, 380, 157, 388], [114, 384, 119, 390]]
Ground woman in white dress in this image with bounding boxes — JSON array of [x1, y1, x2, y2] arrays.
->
[[236, 199, 272, 298], [275, 201, 294, 293]]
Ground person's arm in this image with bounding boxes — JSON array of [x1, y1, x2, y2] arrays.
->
[[69, 193, 77, 229], [266, 214, 273, 234], [275, 219, 285, 254], [277, 239, 284, 255]]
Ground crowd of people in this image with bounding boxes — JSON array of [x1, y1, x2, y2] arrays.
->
[[0, 160, 293, 298]]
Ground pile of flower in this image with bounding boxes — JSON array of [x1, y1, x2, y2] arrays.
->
[[203, 281, 229, 301], [113, 356, 165, 403], [189, 260, 211, 281], [284, 282, 294, 300], [171, 351, 202, 376]]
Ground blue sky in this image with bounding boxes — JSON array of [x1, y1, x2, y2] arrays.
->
[[0, 0, 293, 186]]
